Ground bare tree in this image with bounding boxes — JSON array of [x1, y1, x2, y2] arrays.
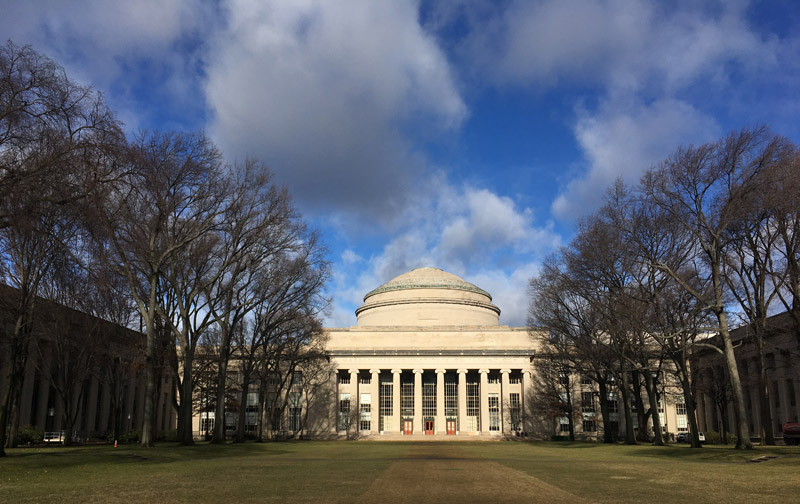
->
[[91, 131, 227, 447], [638, 127, 788, 449], [0, 41, 122, 231]]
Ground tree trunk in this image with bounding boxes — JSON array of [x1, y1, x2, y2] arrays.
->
[[178, 357, 194, 445], [644, 370, 663, 445], [717, 310, 753, 449], [597, 379, 614, 443], [234, 376, 251, 443], [677, 361, 702, 449], [140, 283, 157, 447], [620, 370, 636, 445], [754, 331, 775, 445], [212, 331, 231, 444]]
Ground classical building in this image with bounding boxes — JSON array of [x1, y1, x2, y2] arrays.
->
[[327, 267, 538, 437]]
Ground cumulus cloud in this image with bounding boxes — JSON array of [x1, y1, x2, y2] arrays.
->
[[204, 0, 466, 221], [461, 0, 776, 95], [551, 97, 721, 220], [0, 0, 214, 129]]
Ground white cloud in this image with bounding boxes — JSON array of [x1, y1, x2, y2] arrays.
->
[[204, 0, 466, 221], [464, 0, 776, 95], [552, 97, 720, 220]]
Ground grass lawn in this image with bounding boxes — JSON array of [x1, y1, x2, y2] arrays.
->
[[1, 441, 798, 503]]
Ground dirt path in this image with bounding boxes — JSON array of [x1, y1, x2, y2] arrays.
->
[[357, 444, 592, 504]]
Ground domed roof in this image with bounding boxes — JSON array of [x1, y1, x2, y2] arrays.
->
[[355, 267, 500, 327], [364, 267, 492, 301]]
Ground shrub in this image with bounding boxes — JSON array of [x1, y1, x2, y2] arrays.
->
[[156, 430, 178, 442], [120, 430, 141, 444], [18, 425, 44, 446], [703, 429, 737, 445]]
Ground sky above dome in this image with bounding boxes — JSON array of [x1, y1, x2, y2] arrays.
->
[[4, 0, 799, 327]]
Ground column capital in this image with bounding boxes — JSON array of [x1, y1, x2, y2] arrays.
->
[[435, 368, 446, 374], [370, 369, 380, 375], [348, 369, 359, 375], [457, 369, 468, 375], [478, 369, 489, 374], [413, 369, 424, 374], [500, 369, 511, 374], [391, 369, 402, 374]]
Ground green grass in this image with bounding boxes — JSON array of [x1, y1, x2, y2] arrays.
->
[[2, 441, 799, 503]]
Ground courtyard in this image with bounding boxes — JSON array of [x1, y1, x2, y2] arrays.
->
[[2, 441, 798, 503]]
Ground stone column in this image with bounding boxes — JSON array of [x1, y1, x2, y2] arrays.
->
[[84, 377, 99, 433], [479, 369, 489, 433], [349, 369, 359, 432], [392, 369, 401, 434], [501, 369, 511, 434], [521, 370, 530, 433], [413, 369, 423, 434], [35, 374, 50, 428], [457, 369, 467, 434], [371, 369, 380, 434], [776, 352, 792, 425], [436, 369, 445, 434]]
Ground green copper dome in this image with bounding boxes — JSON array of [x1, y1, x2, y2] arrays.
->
[[364, 267, 492, 301]]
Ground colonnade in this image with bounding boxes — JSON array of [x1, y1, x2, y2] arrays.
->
[[336, 367, 528, 436]]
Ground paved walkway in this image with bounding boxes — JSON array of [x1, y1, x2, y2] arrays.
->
[[358, 445, 592, 504]]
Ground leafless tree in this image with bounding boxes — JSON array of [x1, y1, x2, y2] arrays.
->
[[91, 131, 227, 447], [0, 41, 122, 231], [638, 127, 788, 449]]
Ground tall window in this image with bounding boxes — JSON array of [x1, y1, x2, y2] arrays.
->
[[676, 400, 688, 432], [422, 374, 436, 419], [466, 374, 480, 431], [583, 419, 596, 432], [338, 393, 350, 431], [488, 393, 500, 431], [488, 372, 500, 384], [400, 375, 414, 418], [359, 373, 371, 385], [360, 393, 371, 431], [608, 399, 619, 413], [289, 407, 301, 431], [509, 393, 521, 432], [509, 372, 521, 384], [445, 374, 458, 418], [339, 371, 350, 385], [379, 379, 393, 432], [582, 392, 595, 413]]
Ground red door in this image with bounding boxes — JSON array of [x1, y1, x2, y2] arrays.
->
[[446, 420, 456, 435], [403, 420, 413, 435], [425, 420, 434, 435]]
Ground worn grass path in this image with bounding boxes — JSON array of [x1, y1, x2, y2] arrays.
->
[[2, 441, 799, 503], [358, 444, 589, 503]]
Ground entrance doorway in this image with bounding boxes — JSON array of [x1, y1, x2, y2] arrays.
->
[[403, 420, 413, 435], [425, 419, 434, 435], [446, 419, 456, 435]]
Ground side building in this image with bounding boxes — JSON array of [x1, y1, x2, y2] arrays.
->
[[0, 286, 176, 443], [693, 311, 800, 443]]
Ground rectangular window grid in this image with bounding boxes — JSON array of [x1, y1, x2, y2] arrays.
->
[[338, 393, 350, 431], [582, 392, 595, 413], [401, 376, 414, 418], [509, 393, 521, 432], [422, 375, 436, 419], [444, 375, 458, 417], [488, 393, 500, 431], [379, 381, 393, 432]]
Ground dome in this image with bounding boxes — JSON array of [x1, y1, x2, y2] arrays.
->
[[355, 267, 501, 327]]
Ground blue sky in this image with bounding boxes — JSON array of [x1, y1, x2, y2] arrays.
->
[[4, 0, 799, 327]]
